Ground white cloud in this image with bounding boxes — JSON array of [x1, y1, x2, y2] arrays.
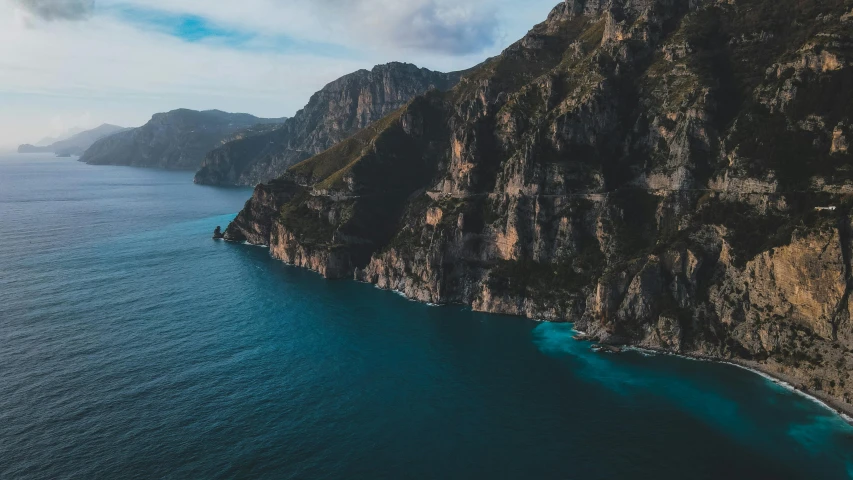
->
[[0, 1, 367, 146], [0, 0, 560, 148], [103, 0, 506, 54]]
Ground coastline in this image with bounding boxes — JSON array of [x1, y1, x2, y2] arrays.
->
[[621, 345, 853, 426], [731, 359, 853, 425], [229, 237, 853, 426], [364, 272, 853, 425]]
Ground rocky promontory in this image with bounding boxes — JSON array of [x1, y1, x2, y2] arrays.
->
[[80, 110, 286, 170], [224, 0, 853, 414]]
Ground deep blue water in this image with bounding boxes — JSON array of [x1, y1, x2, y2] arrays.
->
[[1, 154, 853, 480]]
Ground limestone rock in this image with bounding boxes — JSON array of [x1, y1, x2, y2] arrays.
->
[[225, 0, 853, 411], [832, 124, 850, 154]]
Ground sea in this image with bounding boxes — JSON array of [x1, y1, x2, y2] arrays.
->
[[1, 153, 852, 479]]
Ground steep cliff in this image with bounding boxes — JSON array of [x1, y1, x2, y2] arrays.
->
[[193, 63, 466, 186], [226, 0, 853, 413], [80, 110, 286, 170]]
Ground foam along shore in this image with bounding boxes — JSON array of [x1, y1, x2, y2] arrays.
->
[[616, 344, 853, 426], [566, 327, 853, 423], [227, 229, 853, 425]]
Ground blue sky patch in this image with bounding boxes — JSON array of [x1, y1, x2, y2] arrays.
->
[[103, 5, 252, 45], [100, 4, 355, 58]]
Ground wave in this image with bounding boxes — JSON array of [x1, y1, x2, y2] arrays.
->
[[620, 346, 853, 425]]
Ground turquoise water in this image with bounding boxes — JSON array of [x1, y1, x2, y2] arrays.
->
[[1, 154, 852, 479]]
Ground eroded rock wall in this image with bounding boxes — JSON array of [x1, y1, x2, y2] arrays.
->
[[226, 0, 853, 410]]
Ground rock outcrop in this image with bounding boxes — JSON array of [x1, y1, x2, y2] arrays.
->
[[80, 110, 286, 170], [225, 0, 853, 413], [193, 63, 467, 186]]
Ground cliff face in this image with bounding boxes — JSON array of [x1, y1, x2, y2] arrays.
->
[[226, 0, 853, 411], [80, 110, 286, 170], [193, 62, 466, 186]]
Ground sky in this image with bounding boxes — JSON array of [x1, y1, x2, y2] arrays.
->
[[0, 0, 561, 149]]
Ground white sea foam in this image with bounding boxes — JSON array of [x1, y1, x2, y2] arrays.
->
[[716, 361, 853, 422], [378, 286, 441, 307], [620, 346, 853, 424], [622, 346, 657, 358], [242, 241, 269, 248]]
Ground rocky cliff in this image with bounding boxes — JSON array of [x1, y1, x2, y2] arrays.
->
[[80, 110, 286, 170], [225, 0, 853, 414], [193, 63, 466, 186]]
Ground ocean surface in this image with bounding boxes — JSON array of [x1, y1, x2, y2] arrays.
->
[[1, 153, 853, 480]]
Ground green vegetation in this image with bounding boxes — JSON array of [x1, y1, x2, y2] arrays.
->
[[452, 15, 594, 102], [487, 220, 604, 302], [577, 19, 606, 51], [609, 190, 662, 259], [431, 196, 490, 233], [721, 0, 850, 98], [289, 137, 366, 183], [279, 192, 337, 246], [695, 193, 840, 267], [727, 100, 853, 191], [289, 108, 406, 188], [488, 258, 594, 300], [384, 226, 422, 255]]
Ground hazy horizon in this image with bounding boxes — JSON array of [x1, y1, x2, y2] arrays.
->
[[0, 0, 561, 149]]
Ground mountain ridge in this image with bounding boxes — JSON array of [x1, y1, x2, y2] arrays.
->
[[80, 110, 287, 170], [19, 124, 127, 156], [193, 62, 469, 186], [225, 0, 853, 415]]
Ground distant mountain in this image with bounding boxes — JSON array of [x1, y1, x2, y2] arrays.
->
[[193, 63, 467, 186], [34, 136, 59, 147], [34, 127, 87, 147], [19, 124, 127, 156], [79, 110, 287, 170]]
